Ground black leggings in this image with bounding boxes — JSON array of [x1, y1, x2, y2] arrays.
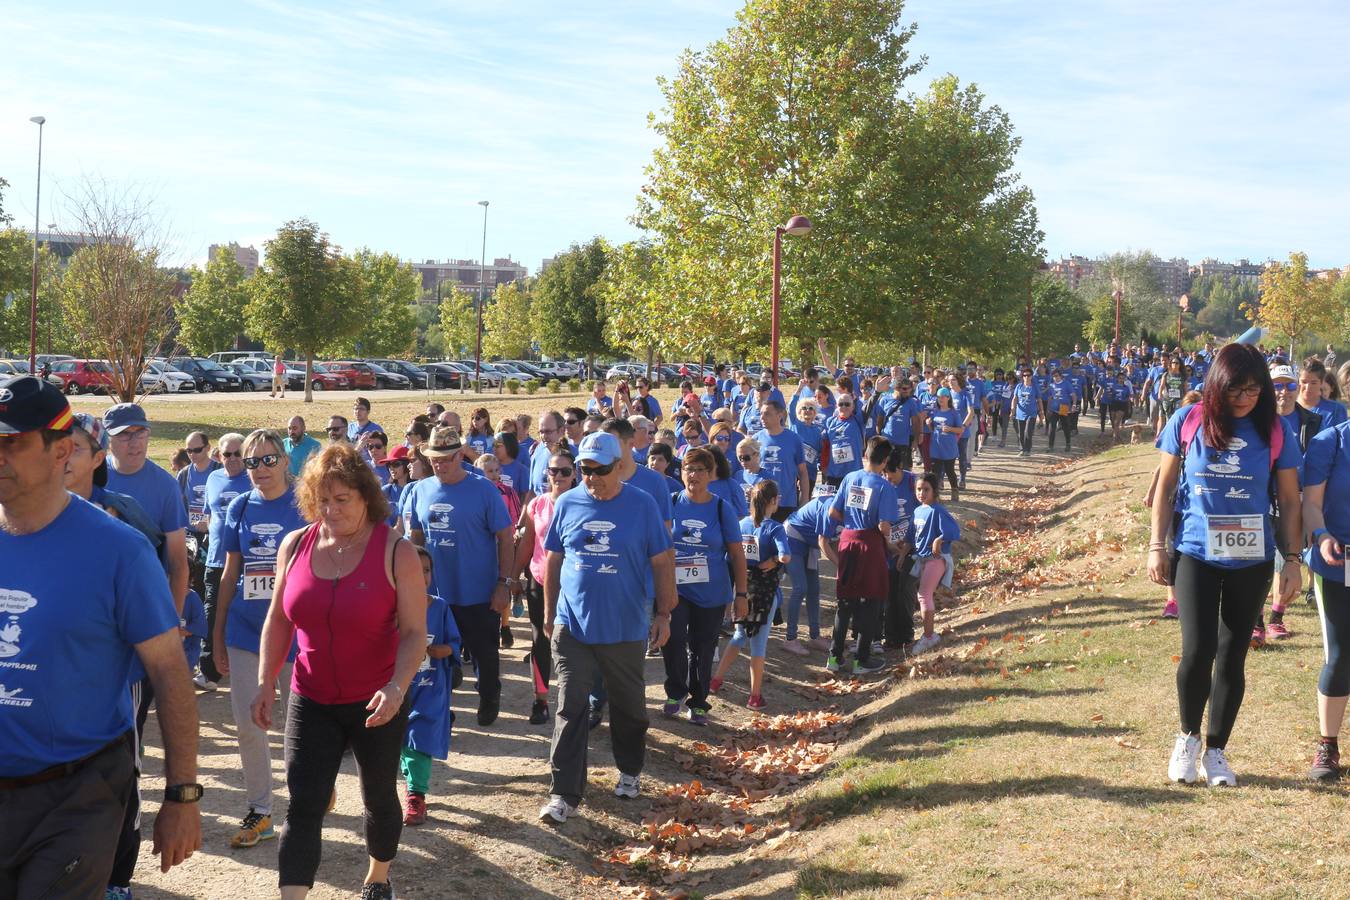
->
[[929, 457, 958, 498], [279, 692, 410, 889], [1315, 574, 1350, 696], [1015, 417, 1034, 453], [1047, 412, 1071, 449], [526, 574, 551, 693], [1174, 554, 1273, 748]]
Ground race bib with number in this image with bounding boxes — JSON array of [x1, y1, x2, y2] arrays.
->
[[1206, 515, 1264, 561], [675, 554, 710, 585], [813, 483, 837, 499], [846, 484, 873, 511], [742, 537, 761, 563], [243, 560, 276, 600], [1168, 388, 1181, 399], [804, 445, 818, 465], [831, 443, 854, 464]]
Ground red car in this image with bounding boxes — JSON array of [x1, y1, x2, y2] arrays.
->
[[324, 361, 378, 390], [308, 363, 352, 391], [49, 359, 117, 395]]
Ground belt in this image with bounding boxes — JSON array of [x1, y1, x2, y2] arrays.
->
[[0, 732, 132, 790]]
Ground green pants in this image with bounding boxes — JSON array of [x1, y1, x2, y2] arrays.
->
[[400, 746, 432, 795]]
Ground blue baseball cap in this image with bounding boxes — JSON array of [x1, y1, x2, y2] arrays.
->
[[937, 387, 952, 398], [103, 402, 150, 435], [576, 432, 621, 466]]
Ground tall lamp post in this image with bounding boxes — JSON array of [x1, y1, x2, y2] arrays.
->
[[1177, 293, 1190, 345], [28, 115, 46, 373], [474, 200, 489, 391], [770, 215, 813, 386], [1112, 288, 1123, 345]]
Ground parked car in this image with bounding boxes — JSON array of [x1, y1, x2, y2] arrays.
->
[[234, 357, 306, 391], [449, 361, 501, 388], [140, 360, 196, 394], [534, 360, 577, 378], [368, 359, 429, 389], [35, 354, 75, 369], [605, 363, 650, 382], [49, 359, 117, 395], [489, 361, 538, 383], [224, 363, 272, 391], [207, 350, 267, 366], [167, 356, 242, 392], [307, 363, 351, 391], [420, 362, 464, 389], [363, 362, 411, 390], [503, 360, 550, 380], [324, 361, 379, 390]]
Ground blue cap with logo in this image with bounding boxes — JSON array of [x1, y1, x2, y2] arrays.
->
[[103, 402, 150, 435], [576, 432, 621, 466]]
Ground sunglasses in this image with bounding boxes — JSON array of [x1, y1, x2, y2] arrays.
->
[[243, 454, 282, 470], [327, 426, 345, 433], [565, 419, 581, 426], [579, 462, 616, 478], [186, 445, 206, 454], [714, 434, 731, 443], [369, 444, 386, 452], [547, 466, 574, 477], [1273, 383, 1296, 393], [222, 450, 243, 459], [737, 454, 755, 461]]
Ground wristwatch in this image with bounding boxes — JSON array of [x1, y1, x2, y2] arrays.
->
[[164, 783, 204, 804], [496, 577, 512, 587]]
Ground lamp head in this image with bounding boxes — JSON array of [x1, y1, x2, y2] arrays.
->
[[783, 215, 813, 236], [478, 200, 489, 208], [30, 116, 46, 125]]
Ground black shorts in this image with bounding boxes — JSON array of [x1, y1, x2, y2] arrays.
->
[[1109, 401, 1131, 415]]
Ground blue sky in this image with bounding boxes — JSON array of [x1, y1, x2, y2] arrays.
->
[[2, 0, 1346, 273]]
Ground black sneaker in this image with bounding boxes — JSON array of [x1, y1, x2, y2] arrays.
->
[[1311, 742, 1341, 781], [477, 696, 500, 726], [529, 698, 550, 725], [360, 880, 395, 899], [500, 626, 514, 649], [587, 701, 605, 729]]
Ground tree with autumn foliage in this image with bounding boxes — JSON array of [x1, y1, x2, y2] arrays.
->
[[1247, 252, 1338, 360]]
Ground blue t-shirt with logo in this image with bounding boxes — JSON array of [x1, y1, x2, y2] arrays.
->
[[1310, 399, 1349, 434], [670, 492, 742, 608], [751, 428, 806, 508], [928, 408, 962, 460], [498, 459, 530, 498], [783, 496, 841, 555], [180, 462, 218, 532], [106, 459, 189, 539], [204, 468, 252, 569], [0, 495, 178, 776], [1046, 378, 1079, 414], [739, 516, 791, 571], [824, 415, 863, 478], [1160, 405, 1300, 569], [545, 484, 672, 643], [878, 395, 921, 445], [408, 474, 513, 607], [221, 487, 306, 654], [913, 501, 960, 559], [830, 470, 899, 532], [1302, 421, 1350, 582], [1013, 383, 1040, 420], [624, 463, 675, 526]]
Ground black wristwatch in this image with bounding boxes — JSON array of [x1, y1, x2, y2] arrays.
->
[[164, 783, 204, 804]]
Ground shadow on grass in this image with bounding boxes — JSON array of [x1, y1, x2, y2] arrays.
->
[[891, 684, 1099, 721], [852, 718, 1121, 763], [796, 863, 906, 897]]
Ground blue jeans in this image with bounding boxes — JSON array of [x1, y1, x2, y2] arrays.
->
[[729, 597, 780, 658], [784, 547, 821, 642]]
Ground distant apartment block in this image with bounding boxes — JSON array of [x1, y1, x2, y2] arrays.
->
[[413, 257, 528, 303], [1192, 257, 1267, 285], [539, 256, 559, 274], [1149, 256, 1191, 300], [208, 242, 259, 277], [1046, 255, 1097, 291], [25, 229, 114, 263]]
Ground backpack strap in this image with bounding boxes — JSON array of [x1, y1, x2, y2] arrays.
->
[[1181, 403, 1285, 471]]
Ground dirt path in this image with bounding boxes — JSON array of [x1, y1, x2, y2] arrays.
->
[[130, 424, 1124, 899]]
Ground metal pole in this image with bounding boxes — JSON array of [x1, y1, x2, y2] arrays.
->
[[770, 227, 782, 387], [28, 117, 45, 373], [1024, 276, 1033, 362], [475, 200, 488, 393], [1113, 289, 1122, 345]]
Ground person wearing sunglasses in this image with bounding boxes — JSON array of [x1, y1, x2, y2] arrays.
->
[[326, 415, 350, 445], [378, 445, 415, 530], [408, 427, 515, 728], [212, 429, 306, 850], [465, 407, 495, 460], [513, 449, 577, 726], [735, 437, 768, 505], [198, 433, 252, 688], [822, 394, 864, 489], [538, 432, 676, 825], [562, 407, 587, 446], [529, 411, 578, 496], [1150, 343, 1302, 788]]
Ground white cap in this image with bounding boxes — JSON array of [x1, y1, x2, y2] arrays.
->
[[1269, 365, 1296, 382]]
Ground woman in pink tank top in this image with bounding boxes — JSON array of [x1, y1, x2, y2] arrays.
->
[[511, 446, 577, 725], [251, 444, 426, 899]]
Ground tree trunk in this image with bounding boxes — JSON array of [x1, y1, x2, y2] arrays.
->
[[305, 353, 314, 403]]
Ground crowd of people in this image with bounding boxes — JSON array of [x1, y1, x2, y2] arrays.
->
[[3, 332, 1350, 896]]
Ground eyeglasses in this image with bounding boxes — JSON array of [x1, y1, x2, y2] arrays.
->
[[243, 454, 282, 470], [111, 429, 149, 443], [1226, 384, 1261, 399], [714, 434, 731, 443], [579, 462, 616, 478], [547, 466, 574, 477], [327, 427, 345, 434], [682, 466, 709, 476], [564, 419, 581, 426], [369, 444, 386, 452], [186, 445, 206, 454], [737, 454, 755, 461], [222, 450, 243, 459], [1273, 383, 1296, 393]]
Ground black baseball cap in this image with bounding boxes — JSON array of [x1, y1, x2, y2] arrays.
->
[[0, 376, 74, 435]]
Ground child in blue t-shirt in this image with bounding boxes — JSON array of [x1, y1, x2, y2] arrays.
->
[[911, 474, 961, 655], [401, 546, 463, 826], [182, 588, 207, 672]]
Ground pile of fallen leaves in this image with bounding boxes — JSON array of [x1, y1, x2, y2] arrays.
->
[[674, 709, 851, 801]]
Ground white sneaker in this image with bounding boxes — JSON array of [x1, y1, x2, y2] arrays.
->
[[614, 772, 641, 799], [781, 639, 810, 656], [1168, 733, 1201, 784], [1200, 747, 1236, 787], [538, 795, 576, 824], [911, 634, 941, 655], [193, 671, 218, 692]]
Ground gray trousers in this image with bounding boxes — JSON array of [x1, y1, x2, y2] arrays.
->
[[0, 734, 135, 900], [548, 626, 648, 807]]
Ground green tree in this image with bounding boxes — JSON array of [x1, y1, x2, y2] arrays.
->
[[530, 238, 610, 366], [1022, 276, 1089, 357], [175, 246, 248, 355], [1189, 274, 1256, 339], [1082, 293, 1137, 347], [1252, 252, 1338, 359], [331, 249, 418, 358], [481, 280, 533, 359], [437, 289, 478, 358], [415, 301, 445, 358], [245, 219, 364, 401], [1077, 251, 1174, 338], [0, 176, 11, 226], [0, 231, 63, 356]]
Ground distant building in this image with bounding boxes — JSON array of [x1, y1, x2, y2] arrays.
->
[[412, 257, 528, 304], [1192, 258, 1235, 279], [539, 256, 559, 274], [1046, 255, 1097, 292], [1231, 259, 1266, 284], [208, 242, 259, 277], [25, 229, 112, 263], [1149, 257, 1191, 301]]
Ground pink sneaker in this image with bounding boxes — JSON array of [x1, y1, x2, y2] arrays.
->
[[747, 694, 767, 710], [1250, 626, 1266, 650], [1162, 599, 1179, 619], [781, 639, 810, 656], [708, 677, 723, 694], [1266, 620, 1291, 640]]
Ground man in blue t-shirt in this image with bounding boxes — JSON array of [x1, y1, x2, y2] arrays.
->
[[0, 376, 201, 889], [104, 403, 189, 617], [283, 415, 322, 477], [537, 432, 675, 825], [751, 399, 809, 516], [409, 426, 515, 727]]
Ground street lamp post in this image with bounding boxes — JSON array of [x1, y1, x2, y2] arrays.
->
[[1112, 288, 1123, 345], [770, 215, 813, 386], [475, 200, 488, 392], [28, 116, 45, 373]]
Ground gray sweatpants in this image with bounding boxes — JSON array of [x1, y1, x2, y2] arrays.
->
[[548, 626, 648, 807], [0, 735, 134, 900]]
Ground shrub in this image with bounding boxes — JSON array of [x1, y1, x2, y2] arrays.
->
[[547, 379, 562, 394], [567, 378, 581, 392], [506, 377, 521, 395], [525, 381, 539, 395]]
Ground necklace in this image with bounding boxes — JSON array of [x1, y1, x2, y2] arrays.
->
[[327, 524, 369, 560]]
